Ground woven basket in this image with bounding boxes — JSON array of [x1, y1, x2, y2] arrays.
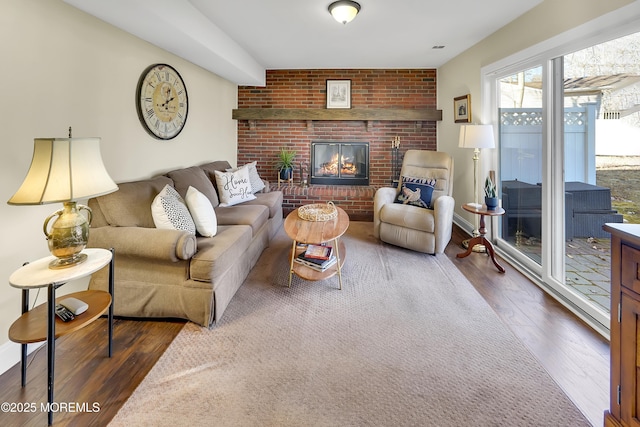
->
[[298, 201, 337, 222]]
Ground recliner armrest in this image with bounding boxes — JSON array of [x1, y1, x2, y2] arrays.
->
[[433, 195, 455, 253], [373, 187, 398, 238], [88, 226, 197, 262]]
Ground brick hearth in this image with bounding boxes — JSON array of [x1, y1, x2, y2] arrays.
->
[[277, 183, 377, 221]]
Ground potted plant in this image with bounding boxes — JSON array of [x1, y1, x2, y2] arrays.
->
[[484, 173, 498, 210], [275, 148, 296, 181]]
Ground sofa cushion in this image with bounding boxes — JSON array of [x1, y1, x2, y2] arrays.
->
[[166, 166, 219, 208], [190, 225, 252, 283], [200, 160, 233, 186], [185, 186, 217, 237], [95, 175, 173, 228], [152, 185, 197, 234], [214, 168, 257, 207], [242, 191, 284, 219], [215, 204, 269, 237]]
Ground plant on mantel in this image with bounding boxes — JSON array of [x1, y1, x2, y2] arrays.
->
[[275, 148, 296, 181]]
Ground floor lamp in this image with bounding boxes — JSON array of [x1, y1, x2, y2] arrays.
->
[[459, 124, 495, 250]]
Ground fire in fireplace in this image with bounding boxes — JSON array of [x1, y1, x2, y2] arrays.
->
[[310, 142, 369, 185]]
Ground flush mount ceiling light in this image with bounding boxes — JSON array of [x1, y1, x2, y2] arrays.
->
[[328, 1, 361, 24]]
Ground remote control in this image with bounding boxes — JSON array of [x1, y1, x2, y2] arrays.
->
[[55, 304, 75, 322], [60, 297, 88, 315]]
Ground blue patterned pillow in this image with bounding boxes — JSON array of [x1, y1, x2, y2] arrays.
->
[[394, 176, 437, 209]]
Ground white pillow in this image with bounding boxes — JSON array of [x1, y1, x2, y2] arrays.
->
[[214, 168, 257, 207], [151, 185, 196, 234], [227, 161, 265, 194], [185, 186, 217, 237]]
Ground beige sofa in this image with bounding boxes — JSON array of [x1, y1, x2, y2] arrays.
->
[[86, 161, 283, 327]]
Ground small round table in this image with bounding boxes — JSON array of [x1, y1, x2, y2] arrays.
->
[[284, 206, 349, 289], [457, 204, 506, 273]]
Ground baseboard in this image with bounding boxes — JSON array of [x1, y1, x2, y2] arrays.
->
[[0, 340, 44, 377], [453, 213, 474, 236]]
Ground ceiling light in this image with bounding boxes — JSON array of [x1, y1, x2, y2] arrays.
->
[[328, 1, 361, 24]]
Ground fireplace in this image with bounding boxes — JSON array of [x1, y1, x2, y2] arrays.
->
[[310, 142, 369, 185]]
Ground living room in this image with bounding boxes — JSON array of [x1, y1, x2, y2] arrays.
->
[[2, 1, 639, 426]]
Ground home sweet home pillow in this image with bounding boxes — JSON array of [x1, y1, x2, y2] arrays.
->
[[213, 168, 257, 207], [226, 161, 265, 194]]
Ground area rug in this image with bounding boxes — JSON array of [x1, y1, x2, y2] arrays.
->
[[109, 222, 590, 427]]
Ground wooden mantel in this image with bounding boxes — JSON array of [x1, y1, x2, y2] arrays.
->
[[232, 108, 442, 122]]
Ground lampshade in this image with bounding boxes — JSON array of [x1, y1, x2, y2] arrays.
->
[[458, 124, 495, 149], [328, 0, 361, 24], [8, 137, 118, 205], [8, 137, 118, 269]]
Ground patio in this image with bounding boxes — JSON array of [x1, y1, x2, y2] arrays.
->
[[511, 234, 612, 314]]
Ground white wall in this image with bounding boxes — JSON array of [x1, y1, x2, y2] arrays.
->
[[0, 0, 238, 367], [437, 0, 635, 230]]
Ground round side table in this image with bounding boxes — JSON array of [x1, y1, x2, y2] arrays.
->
[[8, 248, 115, 426], [457, 204, 506, 273]]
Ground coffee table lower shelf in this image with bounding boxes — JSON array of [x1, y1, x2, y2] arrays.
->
[[290, 240, 346, 287]]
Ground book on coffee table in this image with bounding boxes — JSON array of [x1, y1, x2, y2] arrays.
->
[[304, 244, 332, 260], [294, 252, 337, 272]]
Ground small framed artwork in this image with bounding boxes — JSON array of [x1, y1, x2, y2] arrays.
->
[[326, 80, 351, 109], [454, 94, 471, 123]]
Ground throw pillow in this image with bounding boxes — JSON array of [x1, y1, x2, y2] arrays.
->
[[226, 161, 266, 194], [213, 168, 257, 207], [185, 186, 217, 237], [394, 176, 437, 209], [151, 185, 196, 234]]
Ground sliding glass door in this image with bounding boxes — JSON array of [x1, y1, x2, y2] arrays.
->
[[487, 29, 640, 333]]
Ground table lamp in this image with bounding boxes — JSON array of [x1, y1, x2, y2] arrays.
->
[[8, 131, 118, 269]]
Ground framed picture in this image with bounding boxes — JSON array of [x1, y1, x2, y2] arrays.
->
[[326, 80, 351, 109], [454, 94, 471, 123]]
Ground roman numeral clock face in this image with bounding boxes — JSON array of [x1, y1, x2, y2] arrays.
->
[[136, 64, 188, 140]]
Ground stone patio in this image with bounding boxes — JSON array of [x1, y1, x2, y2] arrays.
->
[[513, 236, 612, 313]]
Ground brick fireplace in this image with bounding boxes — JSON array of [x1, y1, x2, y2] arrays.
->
[[235, 69, 439, 220]]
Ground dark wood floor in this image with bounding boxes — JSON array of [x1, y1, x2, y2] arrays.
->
[[0, 224, 609, 426]]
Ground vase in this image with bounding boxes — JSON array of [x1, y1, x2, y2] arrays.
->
[[279, 168, 293, 181], [485, 196, 499, 210]]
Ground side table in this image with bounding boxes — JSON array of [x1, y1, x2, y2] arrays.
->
[[8, 248, 114, 426], [457, 204, 506, 273]]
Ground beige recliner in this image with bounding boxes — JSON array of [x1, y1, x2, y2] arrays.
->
[[373, 150, 454, 254]]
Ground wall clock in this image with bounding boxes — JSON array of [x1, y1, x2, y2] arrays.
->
[[136, 63, 189, 140]]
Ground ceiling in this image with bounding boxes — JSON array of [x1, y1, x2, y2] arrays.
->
[[64, 0, 543, 86]]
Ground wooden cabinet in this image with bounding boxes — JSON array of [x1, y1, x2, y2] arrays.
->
[[603, 224, 640, 427]]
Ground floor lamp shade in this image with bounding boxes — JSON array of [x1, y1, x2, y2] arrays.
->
[[8, 137, 118, 268], [458, 123, 495, 207], [458, 124, 495, 150]]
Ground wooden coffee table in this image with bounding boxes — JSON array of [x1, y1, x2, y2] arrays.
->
[[284, 206, 349, 289]]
